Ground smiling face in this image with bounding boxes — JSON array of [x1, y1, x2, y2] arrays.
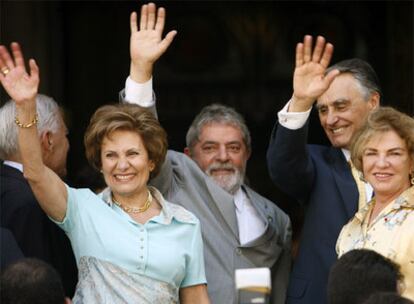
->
[[362, 130, 413, 202], [186, 123, 251, 194], [100, 130, 154, 200], [316, 73, 379, 150]]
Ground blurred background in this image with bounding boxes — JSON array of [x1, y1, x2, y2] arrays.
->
[[1, 0, 413, 244]]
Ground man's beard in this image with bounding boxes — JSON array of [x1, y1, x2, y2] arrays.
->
[[205, 162, 244, 195]]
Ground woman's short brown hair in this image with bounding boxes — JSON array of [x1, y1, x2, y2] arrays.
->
[[84, 104, 167, 177], [350, 106, 414, 172]]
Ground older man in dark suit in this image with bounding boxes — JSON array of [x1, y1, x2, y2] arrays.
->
[[266, 35, 380, 304], [0, 95, 77, 296]]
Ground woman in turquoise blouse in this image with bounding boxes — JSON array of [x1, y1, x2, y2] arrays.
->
[[0, 42, 209, 303]]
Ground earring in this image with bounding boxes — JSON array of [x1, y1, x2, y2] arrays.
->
[[411, 172, 414, 185]]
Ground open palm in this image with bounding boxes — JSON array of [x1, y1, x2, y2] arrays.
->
[[293, 62, 331, 101], [0, 43, 39, 106], [292, 36, 338, 106], [130, 3, 176, 66]]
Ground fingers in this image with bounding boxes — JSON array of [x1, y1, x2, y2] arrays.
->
[[159, 30, 177, 53], [139, 4, 148, 30], [303, 35, 312, 63], [147, 2, 156, 30], [0, 44, 15, 70], [0, 46, 7, 70], [138, 3, 166, 32], [28, 58, 39, 82], [323, 68, 340, 87], [311, 36, 325, 63], [11, 42, 25, 68], [0, 42, 26, 70], [295, 43, 304, 67], [154, 7, 166, 33], [320, 43, 334, 68], [296, 35, 334, 68], [130, 11, 138, 33]]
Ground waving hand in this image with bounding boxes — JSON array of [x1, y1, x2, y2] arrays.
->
[[129, 3, 177, 82], [290, 35, 339, 112], [0, 42, 39, 106]]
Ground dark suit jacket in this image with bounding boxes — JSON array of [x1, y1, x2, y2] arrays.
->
[[0, 163, 78, 296], [266, 122, 358, 304], [0, 227, 24, 271]]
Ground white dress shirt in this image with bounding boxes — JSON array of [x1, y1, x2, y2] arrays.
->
[[125, 77, 154, 106], [234, 187, 266, 245], [3, 160, 23, 172]]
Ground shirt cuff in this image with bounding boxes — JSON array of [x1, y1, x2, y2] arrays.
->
[[277, 100, 311, 130], [125, 76, 154, 107]]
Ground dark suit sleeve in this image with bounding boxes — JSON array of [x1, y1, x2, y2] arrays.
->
[[266, 121, 315, 205], [1, 172, 78, 297], [0, 228, 24, 271], [270, 211, 292, 304]]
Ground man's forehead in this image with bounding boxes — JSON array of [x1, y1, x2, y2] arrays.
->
[[316, 75, 365, 107], [198, 122, 245, 143], [200, 122, 242, 134], [315, 98, 350, 108]]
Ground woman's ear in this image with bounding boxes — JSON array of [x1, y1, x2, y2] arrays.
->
[[149, 161, 155, 172]]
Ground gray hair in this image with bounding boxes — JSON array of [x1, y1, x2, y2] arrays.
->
[[186, 103, 251, 152], [326, 58, 382, 101], [0, 94, 61, 159]]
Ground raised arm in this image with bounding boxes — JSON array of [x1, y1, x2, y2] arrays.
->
[[129, 2, 177, 83], [0, 43, 67, 221], [289, 35, 339, 112]]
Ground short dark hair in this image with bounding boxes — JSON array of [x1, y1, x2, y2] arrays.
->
[[326, 58, 382, 100], [84, 104, 167, 178], [328, 249, 402, 304], [362, 292, 414, 304], [0, 258, 66, 304]]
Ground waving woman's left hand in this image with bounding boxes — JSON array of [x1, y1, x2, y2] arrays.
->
[[0, 42, 39, 106]]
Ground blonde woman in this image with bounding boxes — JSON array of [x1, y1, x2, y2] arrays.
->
[[336, 107, 414, 300]]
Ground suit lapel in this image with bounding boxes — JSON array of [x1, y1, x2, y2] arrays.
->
[[329, 149, 359, 218], [205, 177, 240, 240]]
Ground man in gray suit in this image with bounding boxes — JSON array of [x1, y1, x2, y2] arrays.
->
[[121, 4, 292, 303]]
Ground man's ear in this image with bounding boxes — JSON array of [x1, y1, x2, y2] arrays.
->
[[368, 92, 380, 110], [246, 148, 252, 161], [184, 147, 191, 157], [40, 131, 53, 152]]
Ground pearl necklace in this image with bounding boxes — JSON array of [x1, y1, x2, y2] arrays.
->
[[112, 190, 152, 214]]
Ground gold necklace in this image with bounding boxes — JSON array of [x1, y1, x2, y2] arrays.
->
[[112, 190, 152, 214]]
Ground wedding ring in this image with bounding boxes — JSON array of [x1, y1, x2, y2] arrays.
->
[[1, 67, 10, 76]]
